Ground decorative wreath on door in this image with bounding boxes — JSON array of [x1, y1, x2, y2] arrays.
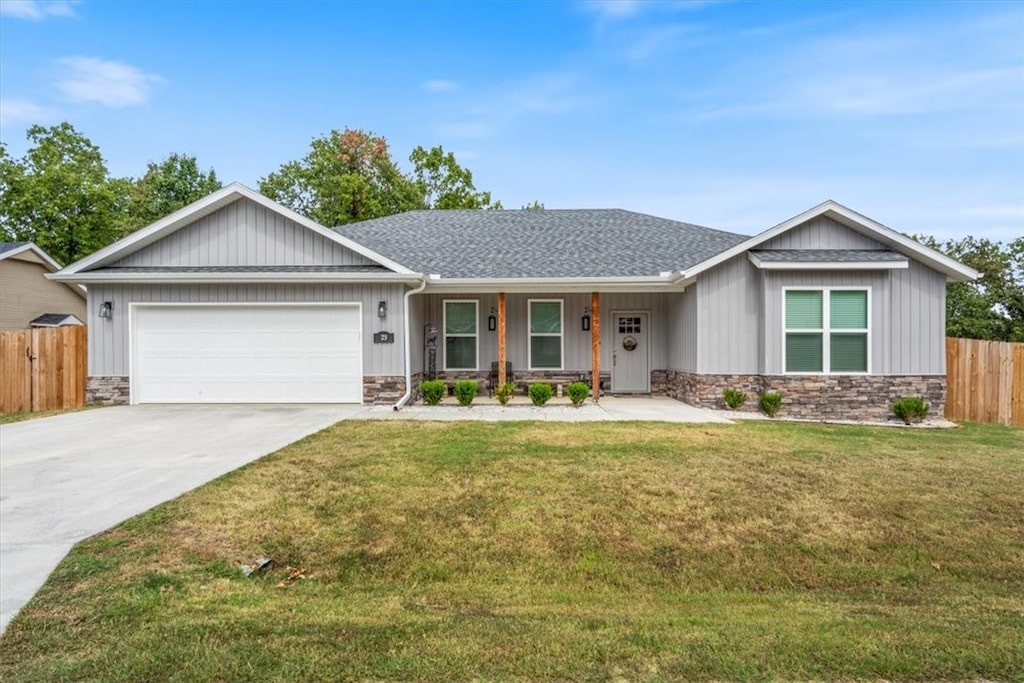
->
[[621, 336, 638, 352]]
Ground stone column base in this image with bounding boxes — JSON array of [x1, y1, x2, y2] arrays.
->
[[86, 376, 130, 405]]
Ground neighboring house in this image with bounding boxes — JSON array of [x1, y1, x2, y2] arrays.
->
[[0, 242, 86, 331], [50, 183, 977, 420]]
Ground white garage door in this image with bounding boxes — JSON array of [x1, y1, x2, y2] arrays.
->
[[132, 304, 362, 403]]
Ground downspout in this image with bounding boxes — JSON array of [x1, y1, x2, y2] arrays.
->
[[393, 276, 429, 410]]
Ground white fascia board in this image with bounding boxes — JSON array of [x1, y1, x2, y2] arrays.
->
[[423, 275, 687, 294], [747, 253, 909, 270], [685, 200, 980, 283], [58, 182, 416, 276], [47, 271, 425, 285]]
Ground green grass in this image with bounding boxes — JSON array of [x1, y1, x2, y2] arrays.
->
[[0, 404, 100, 425], [1, 420, 1022, 681]]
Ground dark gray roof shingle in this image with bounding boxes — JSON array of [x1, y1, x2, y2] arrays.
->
[[752, 249, 908, 263], [335, 209, 749, 278], [0, 242, 29, 255], [30, 313, 82, 326]]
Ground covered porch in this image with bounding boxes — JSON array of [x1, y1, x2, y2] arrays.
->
[[409, 290, 682, 400]]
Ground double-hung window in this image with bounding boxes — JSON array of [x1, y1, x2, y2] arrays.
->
[[784, 288, 869, 373], [444, 300, 478, 370], [528, 299, 563, 369]]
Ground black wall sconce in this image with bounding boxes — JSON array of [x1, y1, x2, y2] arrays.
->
[[488, 307, 497, 331], [377, 300, 387, 319], [98, 301, 113, 319], [581, 307, 591, 331]]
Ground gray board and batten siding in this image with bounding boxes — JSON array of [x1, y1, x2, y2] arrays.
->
[[686, 215, 948, 376], [87, 283, 407, 378], [112, 198, 377, 268], [86, 197, 406, 378]]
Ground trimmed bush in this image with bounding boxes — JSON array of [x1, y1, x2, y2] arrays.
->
[[893, 396, 930, 424], [420, 380, 446, 406], [454, 380, 478, 407], [759, 391, 783, 417], [723, 387, 748, 410], [494, 382, 517, 405], [567, 381, 590, 407], [528, 382, 554, 407]]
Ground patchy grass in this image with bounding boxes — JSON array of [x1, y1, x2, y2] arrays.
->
[[0, 404, 100, 425], [1, 420, 1021, 681]]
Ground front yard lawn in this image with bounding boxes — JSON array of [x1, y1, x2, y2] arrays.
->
[[1, 420, 1021, 681]]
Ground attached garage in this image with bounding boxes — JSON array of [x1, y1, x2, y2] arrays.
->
[[131, 304, 362, 403]]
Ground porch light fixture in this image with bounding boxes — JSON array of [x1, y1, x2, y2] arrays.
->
[[581, 307, 591, 331], [377, 300, 387, 319], [488, 307, 497, 332], [98, 301, 113, 319]]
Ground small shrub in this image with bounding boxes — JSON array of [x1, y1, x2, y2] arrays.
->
[[567, 381, 590, 407], [528, 382, 554, 406], [494, 382, 517, 405], [723, 387, 748, 410], [893, 396, 930, 424], [759, 391, 783, 417], [420, 380, 446, 406], [454, 380, 478, 407]]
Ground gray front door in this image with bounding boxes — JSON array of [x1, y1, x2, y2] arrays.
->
[[611, 311, 649, 392]]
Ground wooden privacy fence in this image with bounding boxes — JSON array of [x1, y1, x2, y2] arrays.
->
[[0, 326, 87, 415], [946, 337, 1024, 426]]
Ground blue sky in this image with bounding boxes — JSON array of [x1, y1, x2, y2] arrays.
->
[[1, 0, 1022, 242]]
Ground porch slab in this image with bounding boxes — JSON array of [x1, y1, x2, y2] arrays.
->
[[359, 396, 733, 424]]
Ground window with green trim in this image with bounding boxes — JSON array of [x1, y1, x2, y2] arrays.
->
[[528, 299, 563, 369], [784, 289, 868, 373], [444, 300, 478, 370]]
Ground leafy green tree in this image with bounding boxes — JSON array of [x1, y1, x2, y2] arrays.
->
[[0, 123, 121, 264], [259, 128, 422, 226], [520, 200, 546, 210], [120, 153, 221, 231], [409, 145, 499, 210], [916, 234, 1024, 341]]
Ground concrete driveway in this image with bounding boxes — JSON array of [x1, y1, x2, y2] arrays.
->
[[0, 404, 361, 633]]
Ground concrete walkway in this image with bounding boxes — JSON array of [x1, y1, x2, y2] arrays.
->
[[360, 396, 734, 423], [0, 404, 358, 633]]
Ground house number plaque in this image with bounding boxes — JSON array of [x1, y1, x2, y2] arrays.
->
[[373, 331, 395, 344]]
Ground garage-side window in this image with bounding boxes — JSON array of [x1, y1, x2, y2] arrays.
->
[[528, 299, 563, 369], [444, 300, 478, 370]]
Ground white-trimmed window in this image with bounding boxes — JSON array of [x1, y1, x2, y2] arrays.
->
[[528, 299, 563, 369], [784, 288, 869, 373], [444, 300, 478, 370]]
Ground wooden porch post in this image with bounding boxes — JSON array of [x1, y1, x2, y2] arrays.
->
[[497, 292, 507, 385], [591, 292, 600, 403]]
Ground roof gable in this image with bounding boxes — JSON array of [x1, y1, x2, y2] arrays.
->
[[683, 200, 979, 283], [0, 242, 62, 271], [58, 183, 414, 276], [335, 209, 748, 279]]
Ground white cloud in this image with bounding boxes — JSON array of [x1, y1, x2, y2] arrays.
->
[[0, 98, 60, 125], [55, 57, 162, 107], [0, 0, 78, 20], [435, 72, 590, 140], [582, 0, 642, 20], [422, 79, 459, 93]]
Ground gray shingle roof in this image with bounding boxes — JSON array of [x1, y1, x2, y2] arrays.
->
[[0, 242, 29, 255], [752, 249, 908, 263], [30, 313, 82, 326], [91, 265, 391, 273], [335, 209, 749, 278]]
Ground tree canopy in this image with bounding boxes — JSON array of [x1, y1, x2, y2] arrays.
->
[[1, 123, 223, 265], [259, 129, 501, 225], [916, 235, 1024, 342], [0, 123, 122, 264]]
